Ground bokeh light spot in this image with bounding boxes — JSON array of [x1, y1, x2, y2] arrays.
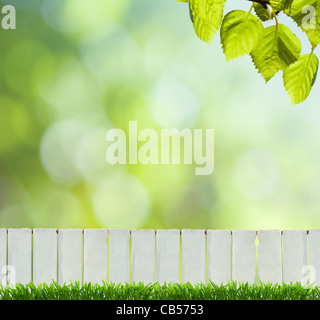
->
[[39, 119, 87, 186], [233, 149, 284, 201], [92, 173, 151, 228], [147, 77, 200, 129]]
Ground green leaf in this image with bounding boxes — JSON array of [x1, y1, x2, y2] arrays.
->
[[253, 3, 272, 22], [253, 1, 293, 22], [270, 0, 293, 12], [283, 53, 319, 104], [251, 24, 302, 82], [280, 0, 293, 11], [189, 0, 226, 43], [251, 0, 292, 12], [285, 0, 320, 46], [220, 10, 264, 61]]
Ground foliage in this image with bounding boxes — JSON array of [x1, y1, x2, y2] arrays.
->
[[176, 0, 320, 104], [1, 280, 320, 300]]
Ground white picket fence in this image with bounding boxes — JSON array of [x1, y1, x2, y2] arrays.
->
[[0, 229, 319, 286]]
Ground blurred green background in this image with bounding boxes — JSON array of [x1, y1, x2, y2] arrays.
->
[[0, 0, 319, 230]]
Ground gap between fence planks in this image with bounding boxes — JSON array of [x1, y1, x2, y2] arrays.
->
[[0, 229, 318, 286]]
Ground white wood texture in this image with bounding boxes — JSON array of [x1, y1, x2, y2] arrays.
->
[[6, 228, 320, 285], [257, 230, 282, 284], [7, 228, 32, 285], [83, 229, 108, 284], [156, 229, 180, 284], [232, 230, 257, 283], [305, 229, 320, 285], [282, 229, 307, 284], [33, 228, 57, 284], [207, 230, 231, 285], [108, 229, 130, 283], [58, 229, 83, 285], [181, 229, 205, 284], [0, 229, 6, 285], [131, 230, 155, 284]]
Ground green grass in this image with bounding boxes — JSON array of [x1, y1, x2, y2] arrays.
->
[[1, 281, 320, 300]]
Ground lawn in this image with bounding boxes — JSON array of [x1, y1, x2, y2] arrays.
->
[[0, 281, 319, 300]]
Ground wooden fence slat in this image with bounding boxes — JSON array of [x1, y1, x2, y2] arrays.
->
[[156, 229, 180, 285], [257, 230, 282, 284], [58, 229, 83, 285], [0, 229, 6, 285], [207, 230, 231, 285], [7, 228, 32, 285], [108, 229, 130, 283], [3, 228, 320, 286], [33, 228, 57, 285], [131, 230, 155, 284], [181, 229, 205, 284], [83, 229, 108, 284], [232, 230, 257, 283], [305, 229, 320, 285], [282, 229, 307, 284]]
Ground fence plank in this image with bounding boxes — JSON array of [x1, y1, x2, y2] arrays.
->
[[257, 230, 282, 284], [0, 229, 6, 285], [131, 229, 155, 284], [58, 229, 83, 285], [7, 228, 32, 285], [156, 229, 180, 285], [108, 229, 130, 283], [3, 228, 320, 286], [207, 230, 231, 285], [181, 229, 205, 284], [33, 228, 57, 285], [282, 229, 307, 284], [83, 229, 108, 284], [306, 229, 320, 285], [232, 230, 256, 283]]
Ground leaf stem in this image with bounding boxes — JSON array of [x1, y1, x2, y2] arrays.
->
[[269, 9, 279, 59], [271, 10, 278, 30], [248, 3, 254, 14], [243, 4, 254, 25]]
